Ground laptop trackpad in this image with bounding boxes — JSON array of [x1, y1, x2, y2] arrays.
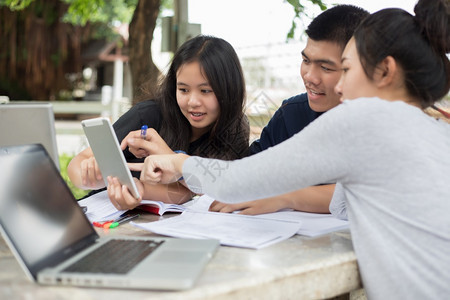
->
[[130, 249, 210, 279], [152, 250, 208, 265]]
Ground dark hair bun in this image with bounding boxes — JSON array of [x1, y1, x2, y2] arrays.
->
[[414, 0, 450, 55]]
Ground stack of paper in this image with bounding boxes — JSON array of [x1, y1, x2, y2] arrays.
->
[[185, 195, 349, 237], [79, 192, 349, 249], [260, 210, 349, 237], [133, 210, 302, 249], [78, 191, 125, 222]]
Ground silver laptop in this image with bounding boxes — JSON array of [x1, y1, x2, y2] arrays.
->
[[0, 144, 219, 290], [0, 102, 60, 169]]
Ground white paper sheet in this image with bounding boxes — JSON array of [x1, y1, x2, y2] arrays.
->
[[186, 195, 349, 237], [132, 210, 302, 249], [78, 190, 126, 222], [258, 210, 349, 237], [79, 192, 349, 249]]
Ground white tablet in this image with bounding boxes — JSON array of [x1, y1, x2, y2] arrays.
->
[[81, 117, 140, 199]]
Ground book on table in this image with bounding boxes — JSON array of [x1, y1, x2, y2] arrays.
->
[[78, 191, 189, 222], [138, 200, 186, 215]]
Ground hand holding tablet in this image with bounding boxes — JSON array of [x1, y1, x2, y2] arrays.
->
[[81, 117, 141, 199]]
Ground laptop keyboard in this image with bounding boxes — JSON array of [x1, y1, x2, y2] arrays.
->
[[63, 239, 164, 274]]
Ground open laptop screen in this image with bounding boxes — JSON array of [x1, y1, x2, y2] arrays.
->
[[0, 144, 97, 279]]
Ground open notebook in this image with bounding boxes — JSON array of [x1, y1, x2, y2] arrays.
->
[[0, 102, 60, 169], [0, 144, 219, 290]]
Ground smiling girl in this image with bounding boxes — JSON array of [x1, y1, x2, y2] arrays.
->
[[68, 35, 249, 208]]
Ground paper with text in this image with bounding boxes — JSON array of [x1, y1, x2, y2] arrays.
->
[[79, 191, 348, 245], [186, 195, 349, 237], [132, 210, 302, 249]]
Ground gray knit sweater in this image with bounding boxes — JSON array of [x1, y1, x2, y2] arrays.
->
[[183, 98, 450, 299]]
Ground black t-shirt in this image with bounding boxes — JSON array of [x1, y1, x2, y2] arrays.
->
[[81, 99, 209, 198], [113, 99, 163, 165], [113, 99, 211, 167]]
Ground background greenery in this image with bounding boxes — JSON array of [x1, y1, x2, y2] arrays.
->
[[0, 0, 326, 103], [59, 153, 90, 199]]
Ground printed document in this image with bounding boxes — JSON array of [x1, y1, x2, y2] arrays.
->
[[133, 210, 302, 249], [79, 192, 348, 249]]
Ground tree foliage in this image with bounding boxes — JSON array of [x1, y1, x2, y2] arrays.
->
[[0, 0, 34, 10], [0, 0, 325, 102], [62, 0, 137, 26], [0, 0, 86, 99], [285, 0, 327, 39]]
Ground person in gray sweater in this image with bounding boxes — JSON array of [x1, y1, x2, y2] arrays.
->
[[125, 0, 450, 298]]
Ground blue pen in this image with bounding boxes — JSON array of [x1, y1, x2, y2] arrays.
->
[[140, 125, 148, 140]]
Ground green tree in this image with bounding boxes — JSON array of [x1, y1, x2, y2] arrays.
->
[[286, 0, 327, 39], [1, 0, 84, 99], [0, 0, 325, 104], [128, 0, 161, 103]]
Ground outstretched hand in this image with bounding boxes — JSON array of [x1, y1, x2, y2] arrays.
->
[[129, 153, 189, 185], [209, 198, 287, 215]]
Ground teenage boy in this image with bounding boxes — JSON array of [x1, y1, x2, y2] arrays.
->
[[210, 5, 369, 215]]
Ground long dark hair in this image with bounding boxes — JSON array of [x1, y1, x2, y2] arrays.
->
[[155, 35, 249, 159], [353, 0, 449, 108]]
